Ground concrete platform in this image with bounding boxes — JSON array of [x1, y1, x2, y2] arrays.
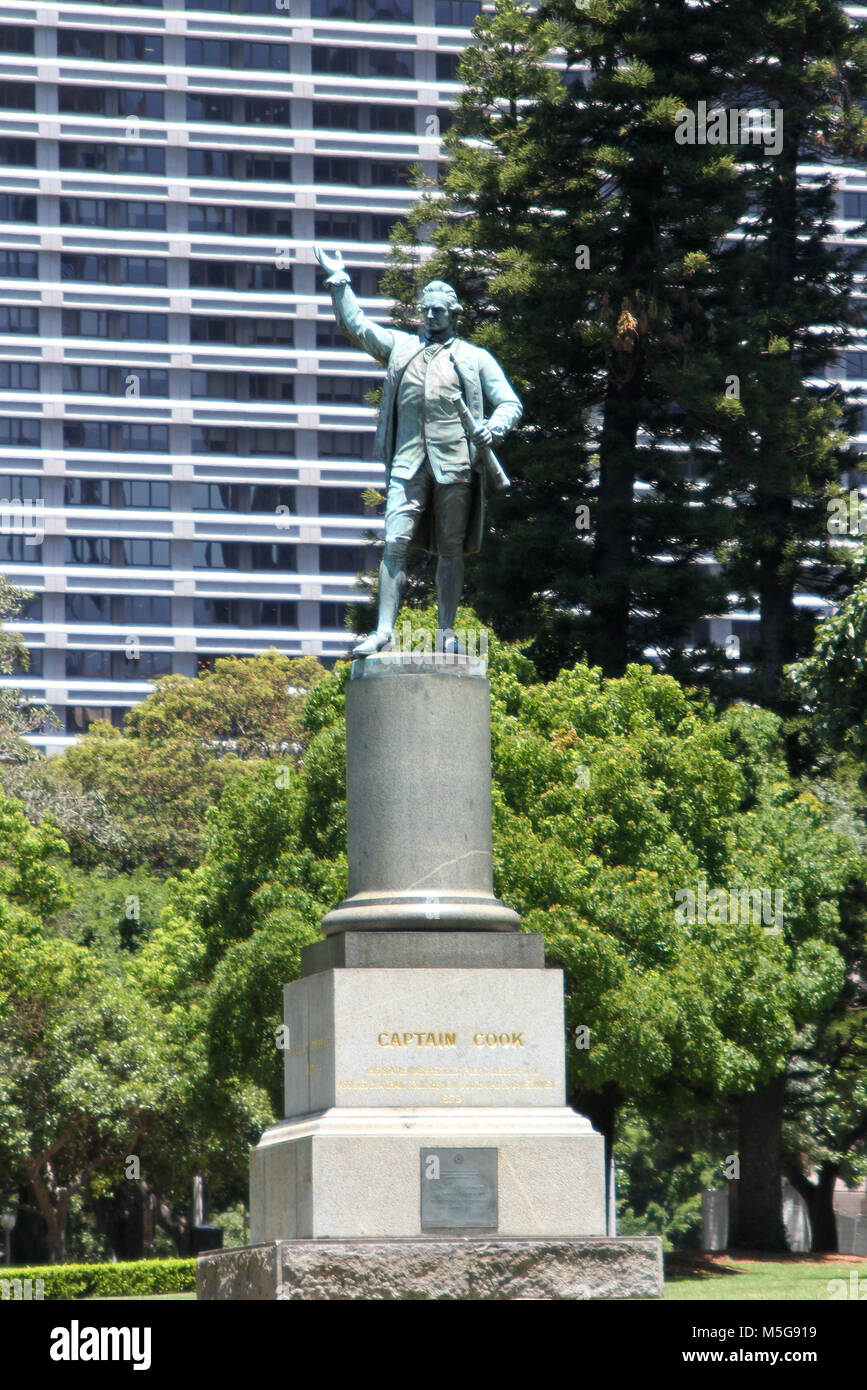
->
[[197, 1236, 664, 1301]]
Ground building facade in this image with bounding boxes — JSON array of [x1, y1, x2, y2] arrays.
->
[[0, 0, 478, 748]]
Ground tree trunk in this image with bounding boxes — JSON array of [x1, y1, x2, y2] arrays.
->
[[590, 372, 640, 677], [730, 1074, 788, 1251], [806, 1164, 840, 1254]]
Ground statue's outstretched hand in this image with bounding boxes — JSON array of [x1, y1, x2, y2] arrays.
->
[[314, 245, 350, 284]]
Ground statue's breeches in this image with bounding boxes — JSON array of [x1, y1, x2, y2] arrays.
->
[[384, 461, 471, 558]]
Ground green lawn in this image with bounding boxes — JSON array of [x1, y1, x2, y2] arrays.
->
[[664, 1253, 867, 1300]]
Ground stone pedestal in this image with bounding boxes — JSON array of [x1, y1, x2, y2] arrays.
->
[[199, 655, 663, 1299], [322, 653, 519, 933]]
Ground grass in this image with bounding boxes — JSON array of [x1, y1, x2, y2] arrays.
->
[[664, 1252, 867, 1301]]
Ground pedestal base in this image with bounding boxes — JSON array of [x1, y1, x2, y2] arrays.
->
[[197, 1236, 664, 1301], [250, 1107, 605, 1240]]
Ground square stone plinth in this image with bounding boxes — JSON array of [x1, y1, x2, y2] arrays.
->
[[283, 966, 567, 1115], [198, 1236, 664, 1301], [249, 1106, 605, 1241]]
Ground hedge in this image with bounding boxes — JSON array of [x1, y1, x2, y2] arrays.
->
[[0, 1258, 196, 1300]]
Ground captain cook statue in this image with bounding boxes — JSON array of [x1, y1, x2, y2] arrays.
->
[[314, 246, 523, 657]]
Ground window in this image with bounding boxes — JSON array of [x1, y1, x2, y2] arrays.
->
[[122, 423, 167, 452], [61, 254, 108, 282], [243, 42, 289, 70], [117, 91, 163, 118], [66, 650, 111, 677], [66, 537, 171, 566], [370, 105, 414, 132], [62, 309, 167, 340], [191, 483, 296, 511], [249, 427, 295, 455], [244, 97, 290, 125], [0, 25, 34, 53], [315, 212, 361, 240], [0, 535, 38, 561], [0, 362, 39, 390], [66, 594, 171, 624], [0, 83, 35, 109], [0, 194, 37, 221], [370, 0, 412, 17], [189, 204, 236, 234], [66, 707, 126, 735], [0, 306, 38, 334], [311, 0, 358, 15], [320, 602, 349, 628], [435, 0, 480, 24], [844, 191, 867, 221], [190, 370, 238, 399], [319, 487, 367, 515], [58, 86, 106, 114], [58, 31, 106, 59], [191, 426, 238, 453], [368, 50, 414, 79], [247, 374, 295, 401], [0, 417, 39, 446], [61, 198, 107, 226], [63, 422, 168, 451], [0, 473, 40, 502], [188, 149, 234, 178], [370, 160, 410, 186], [318, 430, 372, 459], [193, 541, 297, 570], [63, 366, 168, 397], [436, 52, 461, 81], [60, 142, 107, 171], [313, 48, 358, 75], [194, 597, 298, 626], [189, 425, 294, 454], [0, 250, 37, 277], [120, 257, 167, 284], [314, 156, 360, 185], [0, 138, 36, 166], [118, 145, 165, 174], [312, 102, 360, 131], [117, 201, 166, 229], [318, 376, 370, 403], [319, 544, 371, 572], [185, 38, 232, 66], [242, 154, 293, 180], [846, 352, 867, 378], [249, 317, 294, 345], [116, 34, 163, 62], [187, 94, 234, 122], [16, 594, 42, 620]]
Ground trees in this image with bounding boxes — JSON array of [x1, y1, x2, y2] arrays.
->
[[384, 0, 747, 680], [150, 606, 863, 1249], [17, 653, 328, 874]]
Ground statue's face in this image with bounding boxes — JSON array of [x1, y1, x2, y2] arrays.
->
[[421, 301, 453, 336]]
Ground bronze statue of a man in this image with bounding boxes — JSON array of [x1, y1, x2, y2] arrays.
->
[[314, 246, 523, 656]]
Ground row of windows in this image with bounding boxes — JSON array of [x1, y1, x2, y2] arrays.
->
[[61, 254, 168, 285], [0, 476, 366, 514], [0, 419, 373, 458], [57, 31, 163, 63], [49, 310, 294, 347], [60, 198, 166, 229], [59, 595, 347, 629], [0, 535, 369, 570], [188, 204, 292, 235], [59, 142, 166, 173]]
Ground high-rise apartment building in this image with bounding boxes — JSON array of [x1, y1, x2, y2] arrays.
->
[[0, 0, 479, 749]]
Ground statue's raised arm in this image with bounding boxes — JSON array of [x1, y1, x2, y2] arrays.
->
[[314, 243, 397, 364], [315, 250, 523, 658]]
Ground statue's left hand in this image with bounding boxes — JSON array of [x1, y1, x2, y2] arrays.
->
[[471, 422, 493, 447]]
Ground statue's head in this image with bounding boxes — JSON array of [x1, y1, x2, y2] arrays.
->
[[420, 280, 462, 337]]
